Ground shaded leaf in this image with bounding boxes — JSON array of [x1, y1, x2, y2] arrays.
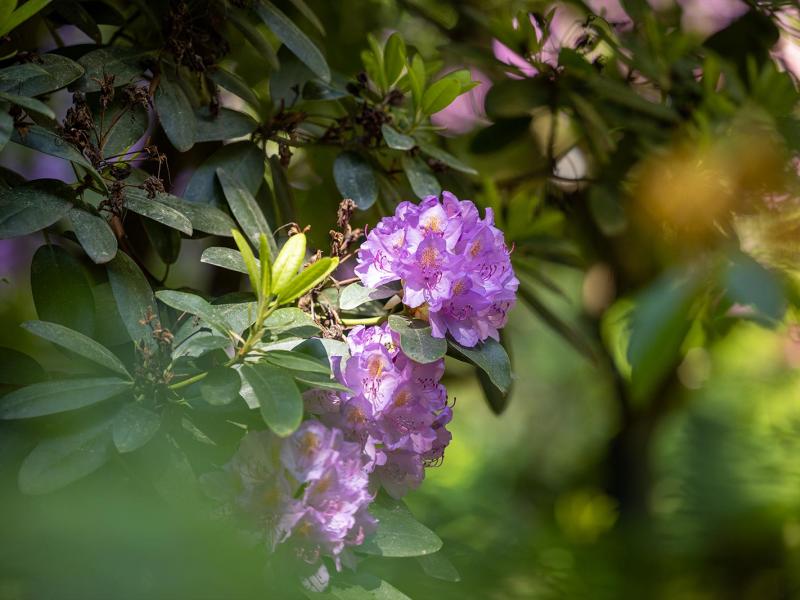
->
[[106, 251, 159, 346], [31, 244, 95, 336], [155, 73, 195, 152], [194, 107, 257, 143], [157, 193, 236, 237], [200, 366, 241, 406], [417, 142, 477, 175], [339, 282, 395, 311], [401, 154, 441, 199], [155, 290, 233, 335], [361, 497, 443, 557], [381, 124, 415, 150], [447, 337, 512, 394], [333, 151, 378, 210], [0, 348, 46, 385], [124, 188, 193, 235], [218, 167, 274, 250], [0, 54, 83, 96], [0, 179, 73, 239], [68, 207, 117, 264], [0, 377, 131, 419], [387, 315, 446, 364], [74, 47, 150, 93], [416, 552, 461, 582], [184, 140, 264, 208], [262, 349, 331, 374], [112, 403, 161, 453], [208, 66, 260, 109]]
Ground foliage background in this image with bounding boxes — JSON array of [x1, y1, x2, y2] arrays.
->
[[1, 0, 800, 599]]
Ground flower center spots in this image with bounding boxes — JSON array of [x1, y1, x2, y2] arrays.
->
[[419, 246, 439, 269], [299, 432, 320, 456], [367, 355, 386, 378], [348, 406, 367, 426], [469, 240, 482, 257], [394, 388, 412, 407], [452, 279, 466, 295], [422, 215, 442, 232]]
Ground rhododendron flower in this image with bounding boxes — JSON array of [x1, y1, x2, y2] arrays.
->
[[355, 192, 518, 347], [226, 422, 376, 588], [308, 323, 453, 499]]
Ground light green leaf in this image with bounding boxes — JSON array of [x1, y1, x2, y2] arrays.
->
[[0, 0, 51, 37], [293, 372, 351, 393], [18, 418, 114, 494], [0, 377, 132, 419], [239, 362, 303, 436], [407, 54, 425, 110], [22, 320, 130, 378], [421, 76, 461, 115], [254, 0, 330, 81], [112, 403, 161, 453], [231, 229, 262, 296], [387, 315, 446, 364], [333, 152, 378, 210], [262, 349, 330, 374], [271, 232, 306, 295], [69, 207, 117, 264], [383, 32, 406, 85], [361, 497, 443, 557], [277, 257, 338, 304]]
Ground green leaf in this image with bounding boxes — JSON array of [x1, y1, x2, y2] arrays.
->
[[55, 1, 100, 43], [322, 573, 412, 600], [184, 140, 264, 208], [173, 334, 230, 359], [263, 307, 320, 338], [254, 0, 330, 81], [0, 377, 132, 419], [124, 188, 193, 235], [421, 76, 461, 115], [112, 403, 161, 453], [293, 372, 351, 393], [416, 552, 461, 582], [269, 155, 296, 225], [154, 72, 194, 152], [447, 337, 512, 394], [156, 193, 236, 237], [417, 142, 477, 175], [262, 349, 330, 374], [387, 315, 446, 364], [141, 218, 181, 265], [287, 0, 325, 35], [18, 418, 114, 494], [218, 167, 274, 250], [0, 347, 45, 385], [11, 125, 95, 171], [74, 47, 150, 92], [401, 154, 441, 199], [200, 366, 241, 406], [99, 101, 148, 158], [333, 151, 379, 210], [384, 32, 406, 85], [0, 55, 83, 97], [361, 497, 443, 557], [208, 67, 261, 110], [485, 78, 552, 119], [231, 229, 262, 296], [271, 233, 306, 296], [725, 253, 785, 322], [194, 107, 257, 143], [277, 257, 338, 304], [106, 251, 159, 346], [200, 246, 257, 275], [0, 91, 54, 119], [31, 244, 95, 336], [339, 282, 395, 310], [381, 124, 415, 151], [155, 290, 233, 336], [407, 54, 425, 110], [0, 0, 52, 38], [69, 207, 117, 264], [0, 179, 73, 239], [229, 9, 279, 70], [589, 76, 679, 123], [239, 362, 302, 436], [22, 320, 131, 378], [626, 272, 699, 402], [0, 110, 12, 152]]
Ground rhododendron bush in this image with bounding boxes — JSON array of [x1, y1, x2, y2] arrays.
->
[[0, 0, 799, 597]]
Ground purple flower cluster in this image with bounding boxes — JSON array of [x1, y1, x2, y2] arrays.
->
[[355, 192, 518, 347], [307, 323, 452, 499], [227, 421, 376, 588]]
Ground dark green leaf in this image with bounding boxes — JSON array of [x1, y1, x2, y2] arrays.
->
[[194, 107, 257, 143], [184, 141, 264, 208], [417, 142, 477, 175], [262, 349, 331, 374], [75, 47, 151, 93], [416, 552, 461, 582], [141, 218, 181, 265], [31, 244, 95, 336], [269, 155, 295, 224], [18, 418, 114, 494], [339, 282, 395, 310], [0, 110, 12, 152], [69, 207, 117, 264], [112, 403, 161, 453], [200, 366, 242, 406], [254, 0, 330, 81], [239, 362, 303, 436], [0, 348, 45, 385], [229, 8, 279, 70], [333, 151, 379, 210], [485, 78, 552, 119], [99, 102, 148, 158], [269, 46, 314, 107], [401, 154, 441, 199], [22, 320, 131, 378], [155, 290, 233, 335], [0, 54, 83, 96], [361, 497, 443, 557], [155, 73, 194, 152], [469, 118, 530, 154], [200, 246, 256, 275], [217, 167, 275, 251], [208, 67, 261, 109], [447, 337, 512, 394], [56, 1, 101, 43], [106, 251, 159, 346], [156, 193, 236, 237], [0, 377, 132, 419], [0, 91, 54, 119], [0, 179, 73, 239], [381, 124, 415, 150], [287, 0, 325, 35], [323, 573, 411, 600], [124, 188, 193, 235], [11, 125, 95, 171], [726, 253, 785, 322], [387, 315, 446, 364]]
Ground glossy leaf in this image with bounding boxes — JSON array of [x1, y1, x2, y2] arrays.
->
[[271, 233, 306, 296], [0, 54, 82, 96], [421, 76, 461, 115], [381, 124, 415, 150], [200, 246, 256, 275], [0, 179, 73, 239], [22, 320, 130, 378], [31, 244, 95, 336], [156, 193, 236, 237], [125, 189, 193, 235], [0, 377, 132, 419], [387, 315, 447, 364], [239, 362, 303, 436], [333, 152, 378, 210], [277, 257, 338, 304], [112, 403, 161, 453], [447, 337, 512, 394], [231, 229, 262, 296], [262, 349, 331, 374]]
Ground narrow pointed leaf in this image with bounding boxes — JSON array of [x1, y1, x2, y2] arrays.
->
[[201, 246, 257, 275], [277, 257, 338, 304], [106, 251, 159, 346], [156, 193, 236, 237], [0, 377, 132, 419], [231, 229, 262, 295], [218, 167, 274, 249], [155, 290, 234, 335], [271, 233, 306, 295]]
